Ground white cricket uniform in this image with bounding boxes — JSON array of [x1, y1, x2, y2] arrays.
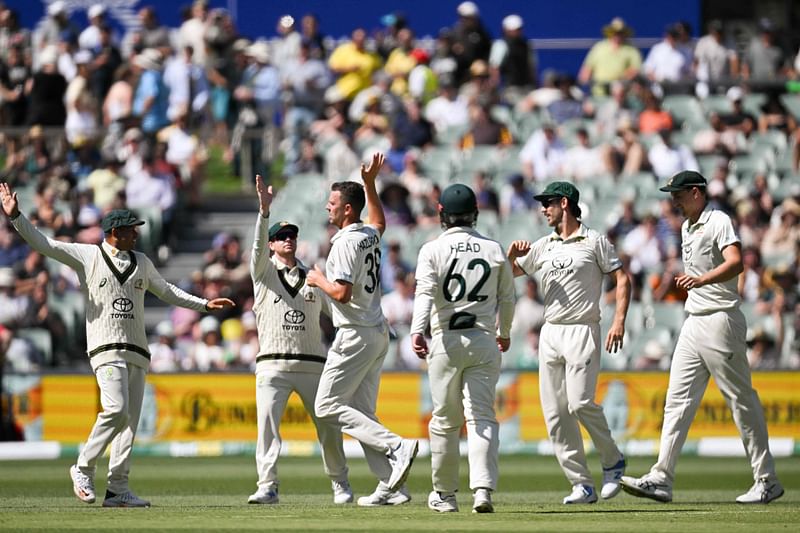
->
[[314, 222, 400, 483], [250, 214, 347, 491], [516, 224, 624, 487], [648, 207, 777, 485], [410, 226, 515, 493], [11, 213, 208, 494]]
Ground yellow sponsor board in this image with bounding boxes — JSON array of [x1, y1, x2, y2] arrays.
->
[[520, 372, 800, 441], [40, 372, 799, 444], [42, 373, 422, 444]]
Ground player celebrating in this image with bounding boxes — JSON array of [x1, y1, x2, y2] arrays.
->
[[506, 181, 630, 504], [247, 175, 350, 505], [410, 183, 515, 513], [620, 171, 783, 504], [0, 182, 234, 508], [307, 152, 418, 506]]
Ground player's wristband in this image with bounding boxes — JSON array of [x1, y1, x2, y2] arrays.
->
[[9, 211, 20, 221]]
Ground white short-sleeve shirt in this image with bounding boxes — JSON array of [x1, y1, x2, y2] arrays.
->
[[680, 207, 741, 314], [517, 224, 622, 325]]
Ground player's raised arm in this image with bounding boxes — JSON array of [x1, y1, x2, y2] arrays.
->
[[361, 152, 386, 236]]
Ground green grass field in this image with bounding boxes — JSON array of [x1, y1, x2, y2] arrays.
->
[[0, 455, 797, 531]]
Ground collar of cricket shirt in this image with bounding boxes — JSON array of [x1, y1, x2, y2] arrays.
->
[[549, 223, 589, 243], [330, 221, 366, 243], [687, 205, 714, 233]]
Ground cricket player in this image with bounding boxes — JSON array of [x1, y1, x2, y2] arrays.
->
[[0, 182, 234, 508], [507, 181, 629, 504], [307, 152, 418, 506], [620, 170, 783, 504], [410, 183, 515, 513], [247, 175, 350, 505]]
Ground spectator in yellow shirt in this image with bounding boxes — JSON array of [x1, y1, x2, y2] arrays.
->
[[328, 28, 383, 101], [578, 18, 642, 96]]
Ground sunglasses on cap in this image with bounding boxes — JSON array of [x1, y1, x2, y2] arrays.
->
[[271, 232, 297, 242], [541, 197, 563, 207]]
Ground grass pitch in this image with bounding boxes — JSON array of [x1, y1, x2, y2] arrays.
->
[[0, 454, 797, 531]]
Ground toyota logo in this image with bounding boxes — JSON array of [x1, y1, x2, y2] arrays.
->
[[551, 257, 573, 269], [113, 298, 134, 312], [284, 310, 306, 324]]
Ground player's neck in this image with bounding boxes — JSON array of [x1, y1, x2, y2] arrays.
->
[[557, 216, 581, 239]]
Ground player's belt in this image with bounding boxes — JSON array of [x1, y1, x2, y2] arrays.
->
[[88, 343, 151, 359], [256, 353, 326, 364]]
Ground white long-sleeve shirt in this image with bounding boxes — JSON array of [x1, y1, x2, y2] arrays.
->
[[12, 213, 208, 370], [411, 226, 515, 339], [250, 214, 328, 373]]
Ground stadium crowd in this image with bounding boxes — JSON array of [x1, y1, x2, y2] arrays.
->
[[0, 1, 799, 374]]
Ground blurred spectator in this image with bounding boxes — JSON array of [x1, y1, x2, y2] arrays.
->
[[595, 81, 636, 137], [381, 271, 415, 328], [407, 48, 438, 105], [648, 246, 687, 302], [0, 9, 31, 63], [191, 315, 234, 371], [604, 118, 646, 176], [132, 49, 169, 134], [130, 6, 171, 55], [761, 198, 800, 263], [160, 111, 208, 209], [517, 70, 560, 113], [327, 28, 382, 102], [519, 124, 566, 181], [638, 90, 673, 135], [608, 196, 640, 242], [102, 65, 135, 126], [393, 98, 434, 150], [299, 13, 327, 60], [489, 14, 535, 101], [272, 15, 302, 75], [720, 86, 757, 135], [0, 45, 29, 126], [694, 20, 738, 87], [758, 90, 796, 134], [739, 246, 764, 303], [163, 45, 210, 125], [26, 46, 67, 126], [178, 0, 209, 66], [0, 267, 32, 328], [634, 339, 670, 370], [643, 24, 688, 84], [237, 311, 260, 370], [36, 1, 78, 56], [78, 4, 107, 51], [460, 103, 512, 148], [622, 215, 662, 277], [648, 128, 698, 179], [0, 223, 29, 268], [742, 19, 786, 81], [459, 59, 499, 107], [578, 17, 642, 96], [424, 77, 469, 136], [379, 182, 415, 227], [83, 157, 126, 208], [546, 74, 589, 125], [511, 278, 545, 335], [746, 326, 780, 370], [379, 240, 412, 292], [383, 27, 416, 97], [473, 171, 499, 214], [499, 173, 535, 218], [89, 24, 122, 105], [149, 320, 185, 372], [562, 127, 610, 181], [449, 2, 492, 86], [235, 41, 281, 127]]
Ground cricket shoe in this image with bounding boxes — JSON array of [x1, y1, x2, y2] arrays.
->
[[620, 474, 672, 503], [736, 477, 784, 504], [102, 490, 151, 508], [472, 488, 493, 513], [357, 483, 411, 506], [247, 487, 279, 504], [563, 484, 598, 504], [428, 491, 458, 513], [387, 439, 418, 491], [332, 480, 354, 504], [601, 457, 626, 499], [69, 465, 95, 504]]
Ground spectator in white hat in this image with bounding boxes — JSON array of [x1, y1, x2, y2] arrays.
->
[[489, 14, 535, 102], [79, 4, 107, 51], [37, 0, 77, 55], [449, 1, 492, 86]]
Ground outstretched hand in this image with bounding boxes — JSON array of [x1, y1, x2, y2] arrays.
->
[[255, 174, 273, 216], [207, 298, 236, 310], [360, 152, 385, 186], [0, 182, 20, 219]]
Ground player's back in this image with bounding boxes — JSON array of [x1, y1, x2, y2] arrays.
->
[[326, 223, 384, 327], [417, 226, 511, 336]]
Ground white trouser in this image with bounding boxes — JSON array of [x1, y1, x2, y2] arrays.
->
[[315, 323, 399, 482], [539, 322, 623, 487], [650, 310, 777, 485], [77, 361, 146, 494], [427, 330, 500, 493], [255, 369, 348, 490]]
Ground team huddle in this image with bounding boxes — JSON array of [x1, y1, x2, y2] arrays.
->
[[0, 152, 784, 510]]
